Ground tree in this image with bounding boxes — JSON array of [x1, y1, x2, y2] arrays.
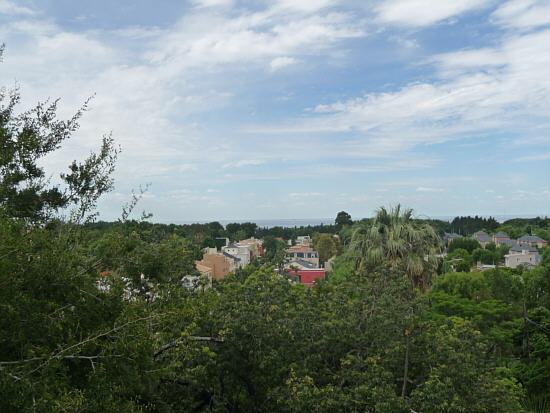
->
[[472, 247, 495, 265], [313, 233, 338, 263], [0, 47, 118, 223], [448, 237, 481, 254], [446, 248, 473, 272], [350, 205, 441, 291], [335, 211, 352, 227]]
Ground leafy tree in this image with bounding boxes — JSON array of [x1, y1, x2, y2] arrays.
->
[[0, 49, 117, 223], [350, 204, 441, 291], [313, 233, 338, 263], [446, 248, 473, 272], [472, 247, 496, 265], [450, 215, 499, 235], [448, 237, 481, 253], [335, 210, 352, 227]]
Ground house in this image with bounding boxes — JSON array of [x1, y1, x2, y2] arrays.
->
[[286, 245, 320, 267], [196, 250, 235, 281], [237, 237, 264, 258], [517, 235, 548, 249], [296, 235, 312, 246], [284, 258, 318, 270], [222, 243, 251, 267], [493, 231, 512, 246], [504, 244, 541, 269], [192, 262, 213, 289], [472, 231, 492, 248], [286, 268, 326, 287]]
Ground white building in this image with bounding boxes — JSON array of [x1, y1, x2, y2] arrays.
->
[[505, 244, 541, 269], [296, 235, 312, 246], [222, 243, 251, 267]]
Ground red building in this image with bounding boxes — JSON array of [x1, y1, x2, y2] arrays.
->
[[287, 268, 326, 287]]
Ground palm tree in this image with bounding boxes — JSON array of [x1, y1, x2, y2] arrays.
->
[[351, 204, 441, 291], [351, 205, 442, 398]]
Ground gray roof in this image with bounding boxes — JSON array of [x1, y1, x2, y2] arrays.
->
[[222, 252, 241, 261], [510, 243, 539, 253], [518, 235, 546, 243], [289, 259, 317, 269], [473, 231, 492, 242], [494, 231, 510, 238]]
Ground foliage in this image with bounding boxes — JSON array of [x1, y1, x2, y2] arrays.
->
[[0, 77, 117, 223], [334, 210, 352, 227], [350, 204, 441, 291], [448, 237, 481, 253], [312, 233, 339, 263], [450, 215, 499, 235]]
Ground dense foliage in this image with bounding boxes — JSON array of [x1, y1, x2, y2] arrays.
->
[[450, 215, 499, 235]]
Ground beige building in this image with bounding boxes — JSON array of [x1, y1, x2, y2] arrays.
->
[[517, 235, 548, 249], [505, 244, 541, 269], [196, 251, 235, 281], [237, 237, 264, 258], [286, 245, 320, 267]]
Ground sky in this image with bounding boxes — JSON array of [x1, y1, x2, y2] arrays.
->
[[1, 0, 549, 222]]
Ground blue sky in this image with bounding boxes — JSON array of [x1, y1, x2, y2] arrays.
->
[[1, 0, 549, 222]]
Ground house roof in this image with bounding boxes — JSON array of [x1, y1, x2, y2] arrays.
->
[[195, 263, 212, 274], [287, 245, 315, 253], [494, 231, 510, 238], [518, 235, 546, 243], [473, 231, 491, 242], [222, 252, 241, 261], [288, 259, 317, 269], [510, 243, 539, 253]]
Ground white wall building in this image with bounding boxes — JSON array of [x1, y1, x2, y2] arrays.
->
[[505, 244, 541, 269], [222, 243, 251, 268]]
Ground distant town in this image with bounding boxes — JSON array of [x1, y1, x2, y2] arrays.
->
[[185, 214, 550, 290]]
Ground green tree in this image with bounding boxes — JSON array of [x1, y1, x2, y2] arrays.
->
[[448, 237, 481, 253], [446, 248, 473, 272], [0, 49, 117, 223], [313, 233, 338, 263], [350, 204, 441, 291], [335, 210, 352, 228]]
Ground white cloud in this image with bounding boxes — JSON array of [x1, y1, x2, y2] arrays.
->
[[515, 152, 550, 162], [257, 27, 550, 159], [274, 0, 336, 13], [491, 0, 550, 29], [146, 10, 364, 70], [289, 192, 324, 197], [375, 0, 491, 27], [193, 0, 233, 8], [222, 159, 265, 168], [270, 56, 298, 71], [416, 187, 444, 192], [0, 0, 34, 15]]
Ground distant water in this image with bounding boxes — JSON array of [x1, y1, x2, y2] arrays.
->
[[173, 218, 335, 228], [172, 214, 549, 228]]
